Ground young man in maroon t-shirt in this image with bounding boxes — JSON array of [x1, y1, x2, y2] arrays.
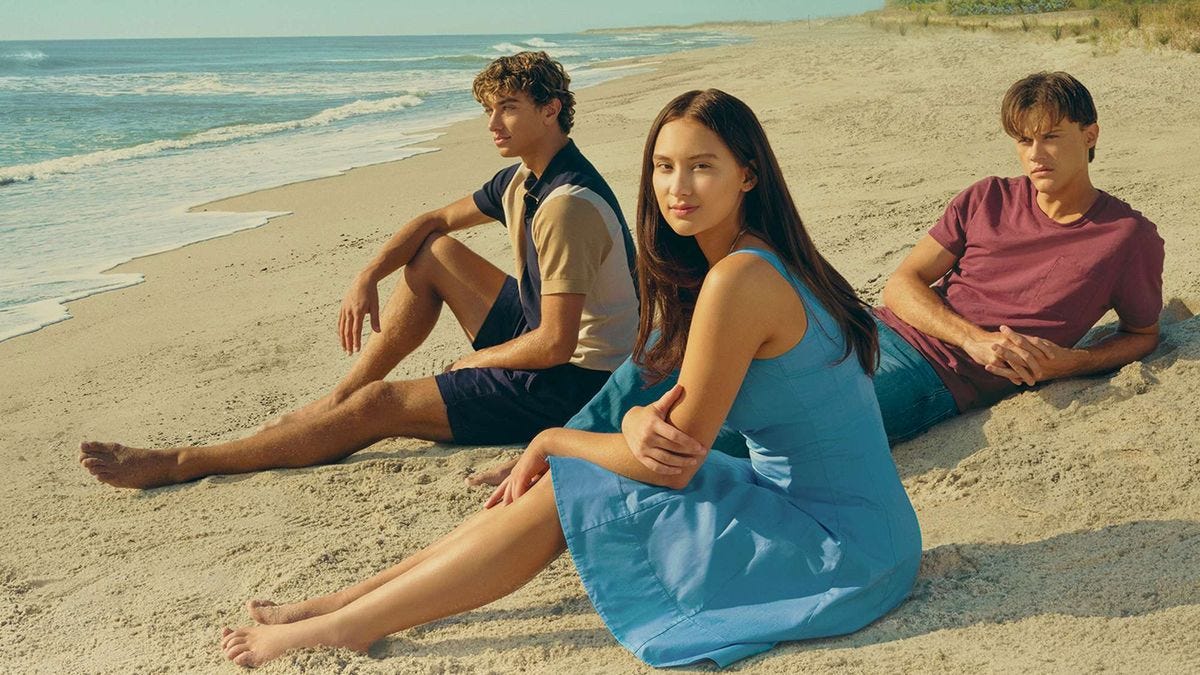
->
[[522, 70, 1165, 471], [870, 70, 1163, 440]]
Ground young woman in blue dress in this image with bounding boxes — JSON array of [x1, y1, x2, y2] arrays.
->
[[220, 89, 921, 668]]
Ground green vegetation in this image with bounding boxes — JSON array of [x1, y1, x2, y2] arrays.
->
[[947, 0, 1071, 15], [873, 1, 1200, 54]]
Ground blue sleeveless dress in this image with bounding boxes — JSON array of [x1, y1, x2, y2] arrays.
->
[[548, 248, 922, 668]]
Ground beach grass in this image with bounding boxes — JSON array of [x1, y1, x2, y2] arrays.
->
[[868, 0, 1200, 53]]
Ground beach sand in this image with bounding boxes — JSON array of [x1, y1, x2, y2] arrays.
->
[[3, 18, 1199, 673]]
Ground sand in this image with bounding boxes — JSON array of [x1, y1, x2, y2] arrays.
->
[[2, 17, 1199, 673]]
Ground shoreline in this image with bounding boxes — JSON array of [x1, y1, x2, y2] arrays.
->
[[0, 31, 742, 346], [4, 17, 1199, 673]]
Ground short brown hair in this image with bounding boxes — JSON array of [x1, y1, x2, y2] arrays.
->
[[1001, 71, 1098, 162], [472, 51, 575, 134]]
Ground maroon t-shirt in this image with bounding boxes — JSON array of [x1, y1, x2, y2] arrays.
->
[[876, 176, 1164, 411]]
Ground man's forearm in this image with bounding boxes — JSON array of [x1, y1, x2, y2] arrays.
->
[[882, 275, 985, 348], [359, 213, 443, 282], [464, 327, 577, 371], [1057, 329, 1160, 379]]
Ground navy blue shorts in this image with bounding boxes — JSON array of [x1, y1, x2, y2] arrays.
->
[[434, 276, 613, 445]]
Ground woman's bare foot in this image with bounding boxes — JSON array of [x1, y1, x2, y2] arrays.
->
[[220, 619, 368, 668], [465, 458, 518, 487], [247, 597, 339, 625], [78, 441, 180, 489]]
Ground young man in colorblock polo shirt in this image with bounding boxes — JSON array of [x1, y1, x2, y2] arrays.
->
[[468, 71, 1164, 484], [80, 52, 638, 489]]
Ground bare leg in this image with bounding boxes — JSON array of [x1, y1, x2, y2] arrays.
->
[[248, 501, 499, 624], [221, 476, 566, 667], [81, 377, 451, 489], [265, 233, 508, 429]]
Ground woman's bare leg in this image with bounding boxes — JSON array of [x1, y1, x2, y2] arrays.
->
[[221, 476, 566, 667], [248, 498, 500, 624]]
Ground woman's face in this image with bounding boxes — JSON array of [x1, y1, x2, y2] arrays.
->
[[651, 118, 752, 240]]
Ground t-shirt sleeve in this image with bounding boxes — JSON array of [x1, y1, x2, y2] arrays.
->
[[928, 181, 986, 257], [530, 194, 613, 296], [1111, 223, 1165, 328], [472, 165, 518, 224]]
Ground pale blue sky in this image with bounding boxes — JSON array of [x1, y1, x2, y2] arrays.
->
[[1, 0, 884, 41]]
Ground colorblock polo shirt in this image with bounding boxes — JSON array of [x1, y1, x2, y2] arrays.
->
[[473, 140, 639, 372], [876, 175, 1164, 411]]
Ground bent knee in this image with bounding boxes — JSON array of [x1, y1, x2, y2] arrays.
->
[[410, 232, 458, 266], [407, 232, 470, 286], [349, 380, 403, 412]]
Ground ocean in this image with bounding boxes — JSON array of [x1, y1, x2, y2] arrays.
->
[[0, 31, 740, 342]]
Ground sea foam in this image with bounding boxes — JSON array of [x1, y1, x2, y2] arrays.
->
[[0, 95, 424, 185]]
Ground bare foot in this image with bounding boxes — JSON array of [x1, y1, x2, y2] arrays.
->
[[220, 619, 368, 667], [78, 441, 180, 489], [465, 458, 518, 487], [247, 598, 335, 625]]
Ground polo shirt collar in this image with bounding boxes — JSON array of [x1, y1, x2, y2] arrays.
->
[[522, 139, 580, 204]]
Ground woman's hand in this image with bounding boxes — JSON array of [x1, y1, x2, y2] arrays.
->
[[486, 433, 552, 508], [621, 384, 707, 476]]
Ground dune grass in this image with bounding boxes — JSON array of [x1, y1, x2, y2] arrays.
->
[[867, 0, 1200, 53]]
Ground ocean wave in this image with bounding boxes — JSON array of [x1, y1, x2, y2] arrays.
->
[[523, 38, 559, 48], [321, 53, 490, 64], [489, 42, 580, 58], [0, 70, 468, 97], [0, 94, 424, 186], [1, 49, 48, 62], [154, 74, 252, 95]]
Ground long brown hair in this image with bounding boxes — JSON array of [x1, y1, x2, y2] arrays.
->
[[633, 89, 878, 382]]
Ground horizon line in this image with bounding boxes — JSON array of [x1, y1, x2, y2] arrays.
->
[[0, 16, 839, 43]]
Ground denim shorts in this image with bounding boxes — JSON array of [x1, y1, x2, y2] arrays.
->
[[873, 317, 958, 443]]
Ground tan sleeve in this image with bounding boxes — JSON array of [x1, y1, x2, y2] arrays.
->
[[530, 194, 613, 295]]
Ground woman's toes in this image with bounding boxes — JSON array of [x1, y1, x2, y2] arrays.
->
[[226, 644, 250, 662], [220, 628, 243, 649]]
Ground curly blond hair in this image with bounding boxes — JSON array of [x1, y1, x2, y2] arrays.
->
[[472, 51, 575, 133]]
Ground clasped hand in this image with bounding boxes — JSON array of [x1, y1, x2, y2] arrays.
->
[[963, 325, 1079, 386], [482, 384, 709, 509], [621, 384, 707, 476]]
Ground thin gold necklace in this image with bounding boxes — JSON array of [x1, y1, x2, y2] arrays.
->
[[726, 226, 749, 255]]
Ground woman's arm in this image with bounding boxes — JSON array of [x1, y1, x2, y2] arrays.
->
[[486, 422, 694, 507], [537, 254, 801, 490], [489, 252, 804, 506], [648, 253, 803, 488]]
